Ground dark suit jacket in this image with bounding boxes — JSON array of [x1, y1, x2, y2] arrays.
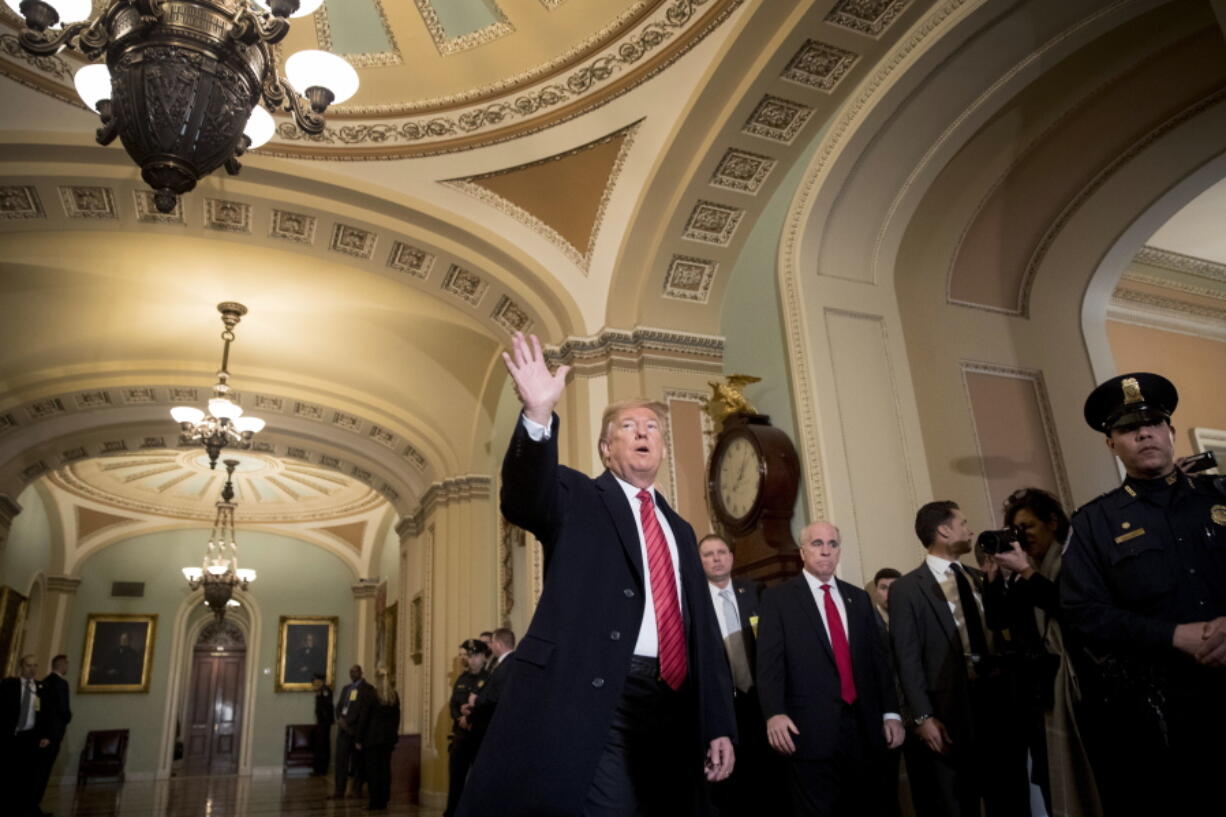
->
[[38, 673, 71, 744], [335, 679, 376, 737], [458, 414, 736, 817], [0, 676, 46, 740], [469, 651, 513, 744], [757, 574, 897, 759], [888, 561, 986, 742]]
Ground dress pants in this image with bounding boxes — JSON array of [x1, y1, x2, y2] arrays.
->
[[444, 734, 478, 817], [709, 687, 785, 816], [364, 744, 393, 810], [312, 724, 332, 775], [32, 737, 62, 809], [583, 657, 697, 817], [786, 702, 875, 817], [3, 729, 43, 817], [903, 675, 1030, 817], [334, 729, 364, 796]]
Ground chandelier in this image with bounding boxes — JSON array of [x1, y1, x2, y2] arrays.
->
[[171, 301, 265, 469], [4, 0, 358, 213], [182, 458, 256, 620]]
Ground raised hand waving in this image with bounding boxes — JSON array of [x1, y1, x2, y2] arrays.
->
[[502, 332, 571, 426]]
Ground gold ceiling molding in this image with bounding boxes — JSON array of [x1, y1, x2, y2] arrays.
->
[[262, 0, 741, 159], [1133, 246, 1226, 286], [1108, 286, 1226, 342], [0, 384, 433, 500], [315, 0, 404, 68], [328, 1, 656, 116], [396, 474, 493, 536], [543, 326, 724, 374], [442, 122, 639, 272], [414, 0, 513, 57]]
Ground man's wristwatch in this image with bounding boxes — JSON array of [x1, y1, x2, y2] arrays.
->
[[912, 714, 933, 727]]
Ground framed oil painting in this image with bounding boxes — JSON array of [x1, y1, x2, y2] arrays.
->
[[0, 585, 28, 677], [80, 613, 157, 693], [276, 616, 337, 692]]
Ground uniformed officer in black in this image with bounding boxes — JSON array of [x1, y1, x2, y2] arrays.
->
[[1060, 372, 1226, 817], [443, 639, 491, 817]]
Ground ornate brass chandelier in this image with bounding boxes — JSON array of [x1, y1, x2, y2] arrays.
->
[[4, 0, 357, 212], [171, 301, 265, 468], [182, 458, 256, 621]]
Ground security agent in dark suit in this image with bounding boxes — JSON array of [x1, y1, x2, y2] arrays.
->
[[1061, 372, 1226, 817], [311, 673, 334, 776], [698, 534, 785, 816], [459, 332, 736, 817], [330, 664, 376, 799], [467, 627, 515, 749], [757, 521, 904, 816], [889, 501, 1028, 817], [32, 655, 72, 812], [444, 640, 490, 817], [1, 654, 50, 817]]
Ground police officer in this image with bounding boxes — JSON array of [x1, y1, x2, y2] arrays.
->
[[1060, 372, 1226, 817], [443, 639, 491, 817]]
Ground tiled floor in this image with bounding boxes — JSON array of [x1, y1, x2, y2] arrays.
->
[[41, 776, 444, 817]]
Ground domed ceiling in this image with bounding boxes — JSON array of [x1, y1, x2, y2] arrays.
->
[[49, 449, 383, 523]]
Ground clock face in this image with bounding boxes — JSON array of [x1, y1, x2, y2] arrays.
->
[[717, 436, 763, 521]]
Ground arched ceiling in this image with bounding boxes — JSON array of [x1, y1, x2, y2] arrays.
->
[[3, 0, 1225, 530]]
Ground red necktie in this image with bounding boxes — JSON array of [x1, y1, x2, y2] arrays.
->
[[637, 489, 687, 690], [821, 584, 857, 704]]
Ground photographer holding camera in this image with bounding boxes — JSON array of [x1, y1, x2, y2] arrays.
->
[[979, 489, 1100, 817]]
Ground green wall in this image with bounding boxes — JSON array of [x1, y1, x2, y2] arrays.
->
[[1, 484, 52, 594], [59, 528, 356, 778]]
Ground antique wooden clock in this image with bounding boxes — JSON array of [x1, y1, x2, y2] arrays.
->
[[707, 412, 801, 584]]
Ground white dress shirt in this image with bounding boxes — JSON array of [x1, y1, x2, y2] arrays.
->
[[801, 570, 900, 722], [19, 678, 37, 732], [521, 414, 683, 658]]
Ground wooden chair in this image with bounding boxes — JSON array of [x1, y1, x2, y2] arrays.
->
[[77, 729, 129, 785], [284, 724, 316, 774]]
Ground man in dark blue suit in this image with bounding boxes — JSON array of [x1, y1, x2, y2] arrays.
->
[[459, 332, 735, 817], [757, 521, 904, 816]]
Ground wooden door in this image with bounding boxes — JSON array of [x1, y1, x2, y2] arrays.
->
[[183, 649, 245, 774]]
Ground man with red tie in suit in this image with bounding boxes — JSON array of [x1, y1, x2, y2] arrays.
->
[[757, 521, 905, 816], [458, 332, 735, 817]]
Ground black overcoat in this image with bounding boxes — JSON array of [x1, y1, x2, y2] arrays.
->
[[458, 414, 736, 817]]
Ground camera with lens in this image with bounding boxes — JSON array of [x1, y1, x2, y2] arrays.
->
[[976, 525, 1024, 555]]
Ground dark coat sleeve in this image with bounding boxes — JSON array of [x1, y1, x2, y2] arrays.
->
[[860, 597, 899, 716], [470, 659, 512, 741], [889, 575, 934, 720], [39, 674, 72, 742], [499, 414, 563, 553], [755, 586, 787, 721]]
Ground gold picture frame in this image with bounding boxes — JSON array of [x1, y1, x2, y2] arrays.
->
[[0, 585, 29, 677], [79, 613, 157, 693], [276, 615, 338, 692]]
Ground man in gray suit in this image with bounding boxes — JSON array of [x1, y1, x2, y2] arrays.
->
[[888, 501, 1028, 817]]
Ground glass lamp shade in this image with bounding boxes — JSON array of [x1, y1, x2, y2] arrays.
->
[[285, 50, 359, 105], [253, 0, 324, 18], [182, 567, 204, 582], [227, 598, 241, 607], [236, 568, 257, 583], [6, 0, 93, 23], [206, 564, 231, 576], [243, 106, 276, 150], [170, 405, 206, 424], [232, 416, 265, 434], [208, 397, 244, 420], [73, 63, 111, 113]]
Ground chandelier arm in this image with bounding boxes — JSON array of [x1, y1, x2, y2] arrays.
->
[[17, 20, 95, 56], [231, 5, 290, 46], [278, 76, 325, 133]]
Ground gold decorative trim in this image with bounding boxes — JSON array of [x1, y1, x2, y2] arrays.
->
[[414, 0, 514, 57], [314, 0, 404, 68], [1121, 268, 1226, 302], [264, 0, 741, 158], [441, 122, 639, 272], [543, 326, 724, 374], [779, 0, 976, 523], [1134, 246, 1226, 286]]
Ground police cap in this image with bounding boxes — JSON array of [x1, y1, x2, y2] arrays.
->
[[459, 638, 490, 656], [1083, 372, 1178, 433]]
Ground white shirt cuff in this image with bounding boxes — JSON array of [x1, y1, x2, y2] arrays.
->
[[521, 413, 551, 441], [883, 713, 902, 722]]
